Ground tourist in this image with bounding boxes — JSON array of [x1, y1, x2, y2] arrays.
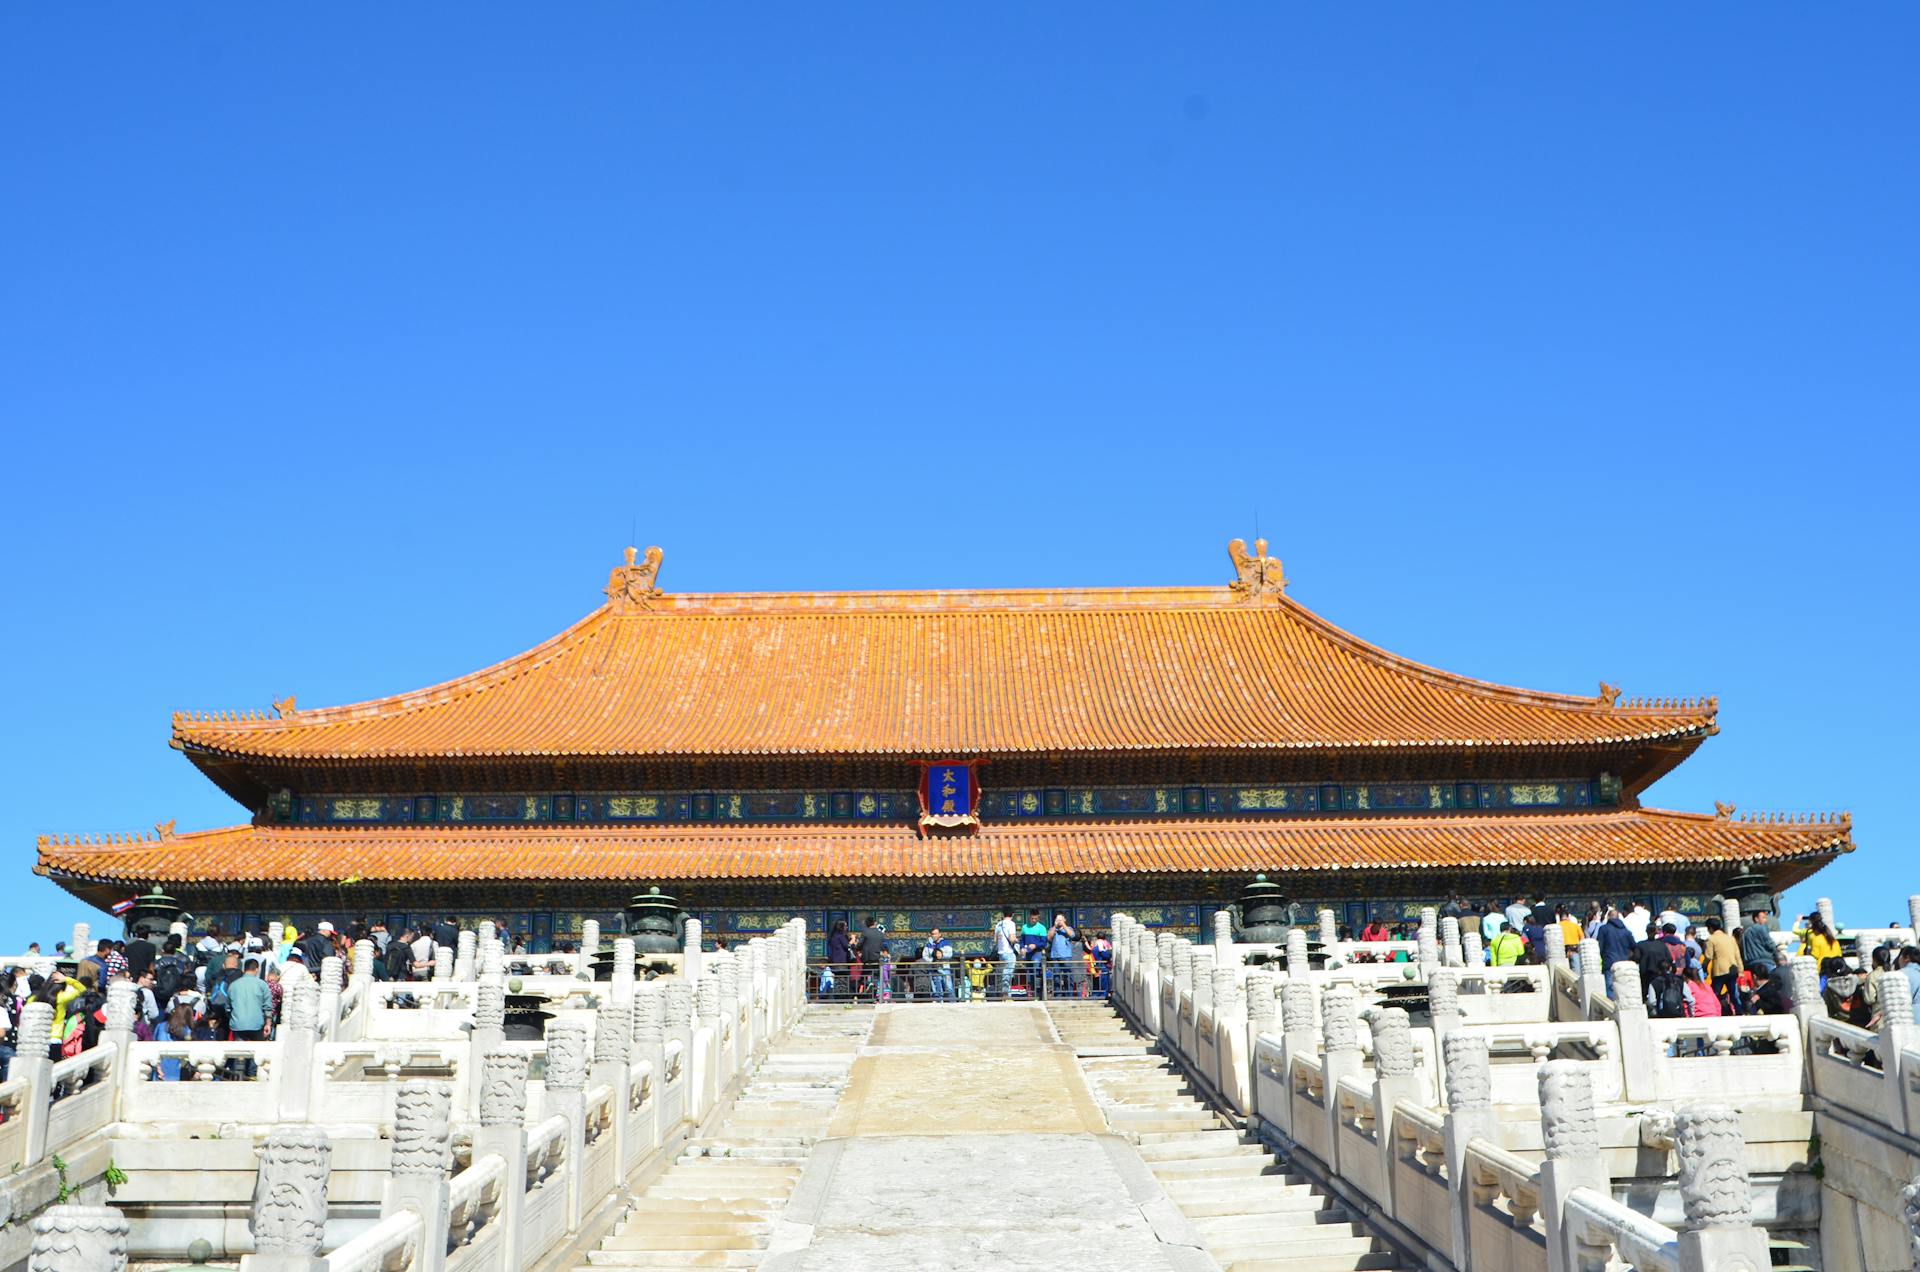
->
[[153, 999, 195, 1079], [227, 958, 274, 1043], [409, 925, 435, 978], [1593, 908, 1635, 988], [1089, 930, 1111, 998], [1746, 962, 1790, 1015], [1821, 959, 1870, 1027], [1502, 897, 1531, 934], [369, 920, 391, 955], [848, 931, 865, 1000], [876, 947, 894, 1003], [133, 967, 163, 1035], [1623, 901, 1652, 943], [1898, 946, 1920, 1017], [1632, 927, 1685, 1018], [965, 954, 990, 1000], [123, 927, 157, 983], [1020, 910, 1048, 995], [826, 921, 853, 1003], [1048, 914, 1081, 997], [1555, 905, 1583, 953], [433, 914, 460, 951], [1480, 903, 1506, 943], [861, 915, 887, 981], [1683, 963, 1722, 1020], [922, 928, 954, 1002], [1656, 902, 1689, 935], [154, 935, 192, 1008], [1521, 911, 1549, 965], [1794, 912, 1844, 969], [385, 927, 416, 982], [1487, 925, 1526, 968], [1739, 910, 1779, 982], [992, 908, 1019, 1000], [0, 970, 16, 1080], [1703, 917, 1745, 1015]]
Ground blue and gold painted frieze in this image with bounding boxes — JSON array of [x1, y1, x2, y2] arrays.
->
[[290, 775, 1620, 827]]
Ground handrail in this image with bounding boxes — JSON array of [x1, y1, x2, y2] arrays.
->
[[448, 1152, 505, 1218], [324, 1208, 422, 1272], [1564, 1185, 1681, 1272]]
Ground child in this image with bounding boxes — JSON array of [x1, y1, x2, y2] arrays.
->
[[966, 956, 990, 1001], [877, 949, 894, 1003]]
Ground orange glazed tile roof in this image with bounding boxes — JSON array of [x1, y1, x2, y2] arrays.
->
[[36, 808, 1847, 890], [169, 548, 1717, 762]]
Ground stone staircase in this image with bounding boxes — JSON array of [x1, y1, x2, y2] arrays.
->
[[1047, 1002, 1403, 1272], [580, 1006, 875, 1269]]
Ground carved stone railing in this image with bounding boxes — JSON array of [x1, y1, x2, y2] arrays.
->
[[322, 1209, 422, 1272], [1564, 1186, 1681, 1272]]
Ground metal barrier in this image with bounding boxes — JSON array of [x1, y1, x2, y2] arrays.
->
[[805, 960, 1112, 1002]]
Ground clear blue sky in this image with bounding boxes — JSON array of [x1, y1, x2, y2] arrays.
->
[[2, 8, 1913, 951]]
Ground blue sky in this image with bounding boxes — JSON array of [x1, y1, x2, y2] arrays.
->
[[2, 7, 1913, 951]]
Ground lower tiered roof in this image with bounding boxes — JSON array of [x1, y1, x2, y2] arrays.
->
[[37, 808, 1849, 903]]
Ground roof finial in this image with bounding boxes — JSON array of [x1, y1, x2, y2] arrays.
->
[[1227, 536, 1285, 600], [1597, 682, 1621, 707], [1714, 801, 1736, 820], [272, 695, 297, 719], [607, 545, 666, 612]]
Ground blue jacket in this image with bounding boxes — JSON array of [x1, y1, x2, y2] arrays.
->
[[1595, 918, 1636, 969]]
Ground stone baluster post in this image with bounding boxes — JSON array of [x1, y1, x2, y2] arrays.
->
[[1876, 972, 1918, 1134], [480, 936, 506, 984], [611, 938, 636, 1006], [432, 946, 453, 982], [1610, 961, 1655, 1102], [1212, 909, 1234, 954], [454, 929, 477, 982], [1427, 969, 1462, 1046], [630, 981, 665, 1147], [663, 980, 694, 1103], [1317, 909, 1338, 957], [1275, 979, 1315, 1139], [465, 981, 506, 1118], [477, 919, 496, 947], [1190, 945, 1215, 1026], [28, 1204, 129, 1272], [1908, 895, 1920, 941], [69, 922, 90, 963], [474, 1050, 529, 1272], [351, 938, 377, 983], [17, 1002, 54, 1162], [543, 1020, 590, 1232], [266, 922, 283, 953], [1417, 928, 1440, 972], [1815, 896, 1836, 937], [716, 954, 741, 1078], [1577, 938, 1604, 1016], [1285, 928, 1309, 978], [274, 982, 319, 1122], [694, 973, 722, 1117], [681, 918, 703, 985], [1440, 915, 1463, 968], [1320, 987, 1363, 1170], [592, 1001, 634, 1187], [1419, 906, 1438, 939], [1441, 1034, 1495, 1272], [747, 939, 770, 1054], [1170, 939, 1194, 1010], [1788, 955, 1823, 1038], [1245, 971, 1278, 1034], [1213, 964, 1249, 1111], [316, 956, 344, 1039], [169, 920, 190, 946], [1542, 922, 1567, 971], [382, 1080, 453, 1272], [577, 919, 600, 979], [1537, 1061, 1610, 1272], [1369, 1007, 1422, 1211], [1720, 898, 1743, 934], [1461, 929, 1483, 970], [102, 979, 137, 1055], [1134, 934, 1162, 1037], [1674, 1105, 1772, 1270], [242, 1127, 331, 1272]]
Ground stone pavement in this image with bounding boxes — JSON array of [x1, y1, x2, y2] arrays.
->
[[763, 1003, 1213, 1272]]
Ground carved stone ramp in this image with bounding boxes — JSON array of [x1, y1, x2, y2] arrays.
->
[[1048, 1002, 1404, 1272], [578, 1006, 876, 1269]]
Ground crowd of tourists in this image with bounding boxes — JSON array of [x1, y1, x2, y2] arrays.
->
[[816, 911, 1113, 1002], [0, 915, 533, 1082], [1346, 896, 1920, 1028]]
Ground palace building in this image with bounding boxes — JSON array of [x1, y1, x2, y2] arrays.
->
[[35, 540, 1850, 952]]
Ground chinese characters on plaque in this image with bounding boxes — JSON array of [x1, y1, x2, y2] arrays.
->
[[916, 759, 981, 834]]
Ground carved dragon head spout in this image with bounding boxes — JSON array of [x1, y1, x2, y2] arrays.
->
[[1227, 536, 1285, 599]]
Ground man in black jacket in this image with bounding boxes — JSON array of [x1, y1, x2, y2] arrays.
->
[[433, 916, 460, 952], [1631, 932, 1683, 1017], [861, 916, 887, 974]]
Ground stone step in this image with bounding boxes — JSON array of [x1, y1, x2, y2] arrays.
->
[[1222, 1251, 1398, 1272], [584, 1251, 767, 1267], [1149, 1154, 1286, 1180], [614, 1219, 773, 1238], [600, 1232, 765, 1251], [1134, 1132, 1265, 1160], [1158, 1178, 1319, 1208], [1195, 1210, 1358, 1237], [623, 1200, 784, 1217]]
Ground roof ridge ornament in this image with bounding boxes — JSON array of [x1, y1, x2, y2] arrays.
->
[[1598, 682, 1622, 707], [1227, 537, 1286, 600], [273, 695, 298, 719], [1714, 801, 1736, 820], [606, 545, 666, 613]]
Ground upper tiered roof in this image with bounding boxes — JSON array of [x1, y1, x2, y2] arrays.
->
[[171, 540, 1716, 771]]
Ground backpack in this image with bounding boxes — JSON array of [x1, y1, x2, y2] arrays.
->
[[208, 974, 232, 1010], [154, 954, 189, 1007], [1652, 973, 1686, 1019]]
